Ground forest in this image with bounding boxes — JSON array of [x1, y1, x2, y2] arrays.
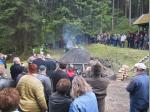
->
[[0, 0, 149, 55]]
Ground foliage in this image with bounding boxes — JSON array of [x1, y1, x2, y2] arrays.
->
[[113, 17, 138, 34], [0, 0, 148, 55], [44, 0, 112, 41], [0, 0, 42, 54]]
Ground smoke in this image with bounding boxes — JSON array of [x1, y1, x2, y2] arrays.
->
[[62, 24, 81, 49]]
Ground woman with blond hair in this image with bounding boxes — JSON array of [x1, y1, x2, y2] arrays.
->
[[69, 75, 99, 112]]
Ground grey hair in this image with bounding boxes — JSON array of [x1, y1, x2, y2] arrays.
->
[[71, 75, 92, 98], [13, 57, 20, 64]]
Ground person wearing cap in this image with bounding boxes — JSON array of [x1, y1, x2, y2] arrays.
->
[[36, 65, 53, 105], [126, 63, 149, 112]]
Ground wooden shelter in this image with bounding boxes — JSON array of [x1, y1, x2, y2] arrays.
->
[[133, 14, 149, 33], [59, 48, 90, 72]]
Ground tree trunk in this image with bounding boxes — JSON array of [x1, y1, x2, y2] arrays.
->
[[129, 0, 132, 26], [112, 0, 115, 31]]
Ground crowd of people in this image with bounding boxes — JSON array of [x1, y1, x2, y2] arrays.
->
[[0, 52, 149, 112], [97, 32, 149, 50]]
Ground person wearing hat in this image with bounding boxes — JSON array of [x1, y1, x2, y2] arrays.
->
[[36, 65, 53, 105], [126, 63, 149, 112]]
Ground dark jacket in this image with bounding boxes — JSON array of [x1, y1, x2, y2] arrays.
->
[[45, 59, 56, 72], [51, 70, 67, 92], [10, 64, 24, 81], [0, 76, 16, 90], [49, 92, 72, 112], [126, 73, 149, 112], [45, 59, 56, 78], [32, 58, 45, 69]]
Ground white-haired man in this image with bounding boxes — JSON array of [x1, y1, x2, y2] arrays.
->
[[10, 57, 24, 82], [126, 63, 149, 112]]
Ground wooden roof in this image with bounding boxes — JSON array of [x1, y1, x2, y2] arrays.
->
[[59, 48, 90, 64], [133, 14, 149, 25]]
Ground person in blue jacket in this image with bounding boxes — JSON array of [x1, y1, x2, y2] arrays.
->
[[126, 63, 149, 112], [69, 75, 99, 112]]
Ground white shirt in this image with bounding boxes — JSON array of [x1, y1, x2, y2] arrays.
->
[[121, 35, 126, 42]]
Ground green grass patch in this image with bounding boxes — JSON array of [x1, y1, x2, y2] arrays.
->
[[86, 44, 148, 67]]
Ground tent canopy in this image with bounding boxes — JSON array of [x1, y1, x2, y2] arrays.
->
[[133, 14, 149, 25], [59, 48, 90, 64]]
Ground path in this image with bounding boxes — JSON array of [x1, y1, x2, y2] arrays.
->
[[105, 80, 130, 112]]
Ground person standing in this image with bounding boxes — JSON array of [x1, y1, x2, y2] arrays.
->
[[126, 63, 149, 112], [51, 62, 68, 92], [69, 76, 99, 112], [49, 79, 72, 112], [0, 88, 20, 112], [0, 64, 15, 90], [10, 57, 24, 82], [37, 65, 53, 105], [32, 54, 45, 69], [17, 64, 47, 112], [45, 54, 56, 78], [86, 63, 109, 112], [120, 34, 127, 47]]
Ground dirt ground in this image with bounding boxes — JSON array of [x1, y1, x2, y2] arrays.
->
[[105, 80, 130, 112]]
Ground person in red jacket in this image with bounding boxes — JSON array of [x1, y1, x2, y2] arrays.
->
[[67, 64, 75, 81]]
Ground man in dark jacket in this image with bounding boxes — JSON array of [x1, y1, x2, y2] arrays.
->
[[126, 63, 149, 112], [51, 62, 68, 92], [10, 57, 24, 81], [45, 54, 56, 78]]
